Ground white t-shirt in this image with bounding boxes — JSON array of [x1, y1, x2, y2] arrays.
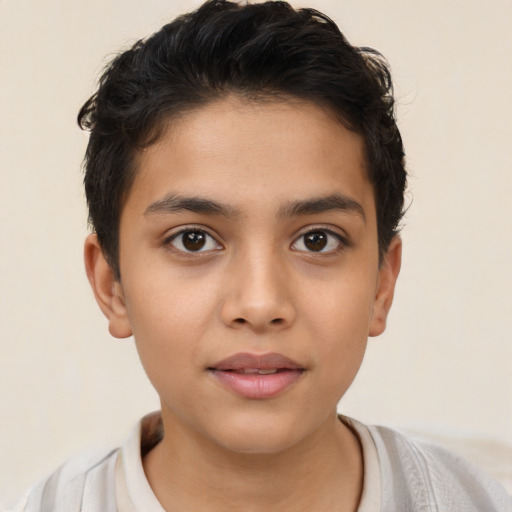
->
[[10, 412, 512, 512]]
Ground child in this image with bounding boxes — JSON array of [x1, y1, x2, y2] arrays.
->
[[11, 1, 512, 510]]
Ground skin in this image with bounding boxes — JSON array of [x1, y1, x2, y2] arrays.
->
[[85, 96, 401, 511]]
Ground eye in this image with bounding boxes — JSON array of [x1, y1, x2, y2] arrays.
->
[[292, 229, 345, 253], [167, 229, 222, 253]]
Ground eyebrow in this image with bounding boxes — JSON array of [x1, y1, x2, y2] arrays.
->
[[278, 194, 366, 222], [144, 194, 238, 218], [143, 192, 365, 221]]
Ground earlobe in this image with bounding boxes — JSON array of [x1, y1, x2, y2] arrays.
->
[[368, 236, 402, 337], [84, 234, 133, 339]]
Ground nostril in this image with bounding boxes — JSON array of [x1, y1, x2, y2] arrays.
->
[[271, 318, 284, 325], [234, 318, 246, 324]]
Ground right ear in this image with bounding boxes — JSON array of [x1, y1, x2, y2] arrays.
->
[[84, 234, 133, 339]]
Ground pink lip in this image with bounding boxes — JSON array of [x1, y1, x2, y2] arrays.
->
[[208, 352, 305, 399]]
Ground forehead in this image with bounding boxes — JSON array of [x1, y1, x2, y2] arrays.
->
[[126, 96, 374, 219]]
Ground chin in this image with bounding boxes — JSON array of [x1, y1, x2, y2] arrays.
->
[[204, 409, 309, 456], [217, 431, 300, 456]]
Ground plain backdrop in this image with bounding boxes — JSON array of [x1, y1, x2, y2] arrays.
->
[[1, 0, 511, 504]]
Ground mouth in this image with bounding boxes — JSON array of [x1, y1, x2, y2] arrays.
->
[[219, 368, 288, 375], [208, 352, 305, 399]]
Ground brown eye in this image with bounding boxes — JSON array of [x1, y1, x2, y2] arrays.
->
[[304, 232, 327, 251], [169, 229, 221, 253], [182, 231, 206, 251], [292, 229, 345, 253]]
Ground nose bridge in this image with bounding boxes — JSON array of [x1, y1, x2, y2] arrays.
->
[[221, 243, 295, 331]]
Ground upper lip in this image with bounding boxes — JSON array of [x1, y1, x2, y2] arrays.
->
[[210, 352, 304, 371]]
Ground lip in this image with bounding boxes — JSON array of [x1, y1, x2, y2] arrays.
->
[[208, 352, 305, 399]]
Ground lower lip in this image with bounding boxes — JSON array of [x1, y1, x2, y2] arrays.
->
[[210, 370, 304, 399]]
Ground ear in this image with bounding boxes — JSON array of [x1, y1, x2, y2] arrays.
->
[[84, 234, 133, 339], [369, 236, 402, 337]]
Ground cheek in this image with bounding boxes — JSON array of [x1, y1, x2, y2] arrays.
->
[[121, 270, 223, 377], [310, 301, 369, 403], [124, 262, 221, 332], [303, 271, 376, 337], [300, 271, 376, 383]]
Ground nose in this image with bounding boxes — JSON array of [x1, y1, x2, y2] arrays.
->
[[220, 249, 296, 333]]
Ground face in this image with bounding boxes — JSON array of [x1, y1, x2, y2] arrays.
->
[[86, 96, 400, 455]]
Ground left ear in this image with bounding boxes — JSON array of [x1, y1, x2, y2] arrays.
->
[[369, 236, 402, 337]]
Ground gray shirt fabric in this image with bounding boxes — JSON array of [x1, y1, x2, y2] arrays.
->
[[9, 413, 512, 512]]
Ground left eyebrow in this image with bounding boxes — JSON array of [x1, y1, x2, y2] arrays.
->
[[278, 194, 366, 222]]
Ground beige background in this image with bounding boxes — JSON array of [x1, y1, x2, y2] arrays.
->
[[1, 0, 511, 504]]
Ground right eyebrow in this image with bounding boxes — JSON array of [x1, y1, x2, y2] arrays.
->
[[143, 194, 239, 218]]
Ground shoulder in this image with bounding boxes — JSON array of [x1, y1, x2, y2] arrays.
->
[[368, 424, 512, 512], [8, 448, 118, 512]]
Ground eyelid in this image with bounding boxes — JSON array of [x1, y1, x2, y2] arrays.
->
[[291, 225, 350, 253], [164, 225, 224, 254]]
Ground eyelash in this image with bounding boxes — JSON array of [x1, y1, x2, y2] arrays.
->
[[291, 227, 348, 254], [163, 225, 348, 255], [164, 226, 222, 255]]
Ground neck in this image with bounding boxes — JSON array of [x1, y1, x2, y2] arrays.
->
[[143, 411, 363, 512]]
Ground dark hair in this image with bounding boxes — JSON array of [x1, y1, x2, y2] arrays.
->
[[78, 0, 406, 279]]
